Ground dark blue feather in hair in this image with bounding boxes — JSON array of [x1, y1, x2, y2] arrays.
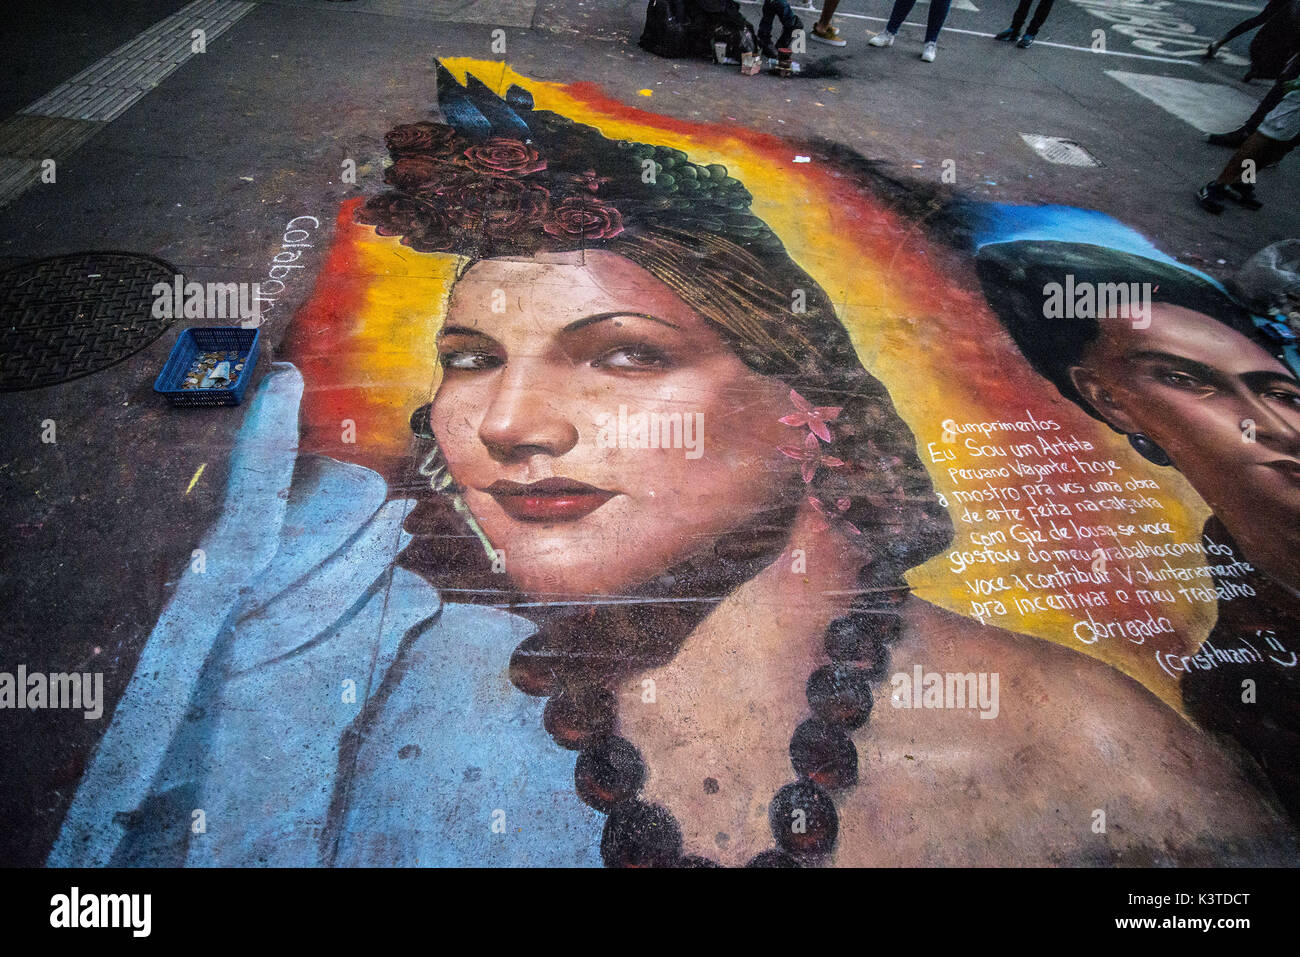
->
[[435, 62, 531, 141]]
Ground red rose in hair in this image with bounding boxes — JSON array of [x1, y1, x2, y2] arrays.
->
[[461, 137, 547, 177], [356, 193, 456, 252], [356, 193, 427, 235], [542, 197, 624, 241], [384, 155, 448, 191], [439, 178, 550, 235], [385, 122, 457, 156]]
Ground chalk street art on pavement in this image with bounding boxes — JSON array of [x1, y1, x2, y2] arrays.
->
[[44, 60, 1300, 867]]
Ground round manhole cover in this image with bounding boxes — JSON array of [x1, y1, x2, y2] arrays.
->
[[0, 252, 178, 391]]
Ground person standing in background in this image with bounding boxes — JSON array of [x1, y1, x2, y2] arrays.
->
[[1207, 49, 1299, 148], [757, 0, 804, 59], [868, 0, 953, 61], [1206, 0, 1288, 61], [811, 0, 848, 45], [1197, 84, 1300, 213], [993, 0, 1056, 48]]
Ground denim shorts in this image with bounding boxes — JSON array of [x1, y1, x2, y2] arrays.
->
[[1259, 89, 1300, 141]]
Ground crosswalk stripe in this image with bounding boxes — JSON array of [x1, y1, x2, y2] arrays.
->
[[1106, 70, 1261, 132]]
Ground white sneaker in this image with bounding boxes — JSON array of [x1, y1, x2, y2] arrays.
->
[[868, 31, 895, 47], [921, 41, 937, 61]]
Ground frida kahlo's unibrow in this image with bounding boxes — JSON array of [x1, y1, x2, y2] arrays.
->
[[1125, 350, 1299, 388], [438, 311, 682, 343]]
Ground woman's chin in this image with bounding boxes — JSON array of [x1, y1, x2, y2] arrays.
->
[[505, 565, 639, 600], [499, 542, 681, 600], [480, 517, 677, 600]]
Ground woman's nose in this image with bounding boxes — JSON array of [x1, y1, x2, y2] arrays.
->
[[477, 362, 580, 462], [1244, 392, 1300, 455]]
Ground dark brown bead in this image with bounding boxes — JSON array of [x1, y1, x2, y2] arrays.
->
[[601, 800, 682, 868], [806, 663, 875, 729], [508, 635, 563, 697], [543, 685, 616, 750], [823, 614, 895, 679], [789, 718, 858, 789], [769, 780, 839, 859], [574, 735, 646, 812]]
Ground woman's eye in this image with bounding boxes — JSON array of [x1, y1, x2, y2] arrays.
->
[[593, 346, 670, 371], [1264, 387, 1300, 406], [440, 350, 501, 371], [1158, 370, 1207, 390]]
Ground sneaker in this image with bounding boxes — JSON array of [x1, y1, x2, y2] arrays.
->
[[994, 28, 1018, 41], [1223, 183, 1264, 210], [1206, 128, 1249, 148], [921, 42, 937, 62], [1195, 183, 1227, 214], [811, 22, 847, 46], [1016, 33, 1035, 48], [868, 31, 895, 47]]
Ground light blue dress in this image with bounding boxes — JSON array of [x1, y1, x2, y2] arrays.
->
[[48, 364, 603, 867]]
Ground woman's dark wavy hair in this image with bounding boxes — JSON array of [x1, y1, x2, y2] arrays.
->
[[358, 65, 951, 630], [975, 240, 1269, 423]]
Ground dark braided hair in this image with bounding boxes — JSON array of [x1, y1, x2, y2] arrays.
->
[[362, 63, 957, 866]]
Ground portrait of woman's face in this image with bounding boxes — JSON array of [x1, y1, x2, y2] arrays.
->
[[430, 249, 800, 598], [1070, 303, 1300, 522]]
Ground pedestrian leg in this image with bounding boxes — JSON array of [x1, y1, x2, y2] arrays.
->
[[812, 0, 848, 45], [1010, 0, 1034, 32], [1027, 0, 1056, 34], [759, 0, 778, 51], [923, 0, 953, 43], [816, 0, 841, 31], [885, 0, 918, 35], [774, 1, 803, 49]]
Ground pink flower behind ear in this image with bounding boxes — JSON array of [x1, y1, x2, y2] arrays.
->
[[779, 389, 843, 442], [807, 494, 860, 535], [779, 431, 846, 484]]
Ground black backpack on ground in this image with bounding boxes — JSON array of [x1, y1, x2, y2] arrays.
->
[[640, 0, 697, 58], [640, 0, 757, 61]]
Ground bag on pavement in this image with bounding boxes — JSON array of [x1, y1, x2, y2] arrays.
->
[[1231, 239, 1300, 316], [640, 0, 697, 58], [641, 0, 757, 62]]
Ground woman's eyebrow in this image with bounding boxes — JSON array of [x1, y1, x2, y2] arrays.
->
[[1242, 370, 1300, 391], [438, 324, 493, 339], [1123, 350, 1220, 379], [561, 311, 681, 333]]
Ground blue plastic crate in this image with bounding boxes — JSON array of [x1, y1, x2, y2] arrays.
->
[[154, 327, 261, 407]]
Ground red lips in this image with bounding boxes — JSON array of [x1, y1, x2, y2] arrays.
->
[[485, 477, 617, 522]]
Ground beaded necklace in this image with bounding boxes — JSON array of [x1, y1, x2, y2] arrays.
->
[[507, 573, 908, 867]]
